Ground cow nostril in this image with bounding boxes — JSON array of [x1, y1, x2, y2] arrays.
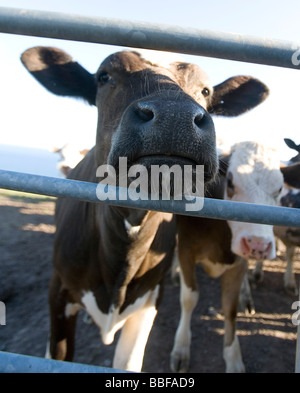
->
[[135, 105, 155, 122], [194, 111, 205, 128]]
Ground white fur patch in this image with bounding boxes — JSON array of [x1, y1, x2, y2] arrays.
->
[[113, 301, 158, 371], [45, 341, 51, 359], [81, 286, 159, 346], [65, 303, 81, 318], [201, 258, 233, 278], [223, 335, 245, 373], [170, 271, 199, 373], [124, 219, 141, 238]]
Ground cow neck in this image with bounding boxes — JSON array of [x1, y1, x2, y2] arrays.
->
[[100, 205, 166, 310]]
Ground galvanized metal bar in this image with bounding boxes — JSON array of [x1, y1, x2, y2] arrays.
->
[[296, 286, 300, 373], [1, 169, 300, 227], [0, 7, 299, 69], [0, 351, 126, 373]]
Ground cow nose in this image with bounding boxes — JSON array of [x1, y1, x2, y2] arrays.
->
[[240, 236, 273, 260], [135, 104, 155, 122], [194, 109, 207, 128], [134, 101, 209, 133]]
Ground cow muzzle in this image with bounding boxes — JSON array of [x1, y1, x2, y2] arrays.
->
[[239, 236, 275, 260], [108, 92, 218, 185]]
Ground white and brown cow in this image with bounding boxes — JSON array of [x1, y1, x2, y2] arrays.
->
[[21, 47, 269, 371], [171, 141, 300, 373], [269, 138, 300, 295]]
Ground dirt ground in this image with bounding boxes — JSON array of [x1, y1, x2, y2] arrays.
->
[[0, 189, 299, 373]]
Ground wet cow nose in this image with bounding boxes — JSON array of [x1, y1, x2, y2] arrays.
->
[[194, 109, 206, 128], [135, 104, 155, 122], [241, 236, 273, 260], [135, 101, 208, 130]]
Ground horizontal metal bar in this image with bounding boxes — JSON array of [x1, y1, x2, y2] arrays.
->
[[0, 351, 126, 373], [1, 169, 300, 228], [295, 287, 300, 373], [0, 7, 299, 69]]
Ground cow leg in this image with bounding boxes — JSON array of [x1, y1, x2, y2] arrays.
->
[[222, 258, 247, 373], [113, 291, 158, 372], [170, 266, 198, 373], [47, 272, 79, 361], [284, 246, 298, 295], [251, 260, 264, 285], [239, 271, 255, 315], [170, 245, 180, 286]]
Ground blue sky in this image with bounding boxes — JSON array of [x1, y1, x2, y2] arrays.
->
[[0, 0, 300, 160]]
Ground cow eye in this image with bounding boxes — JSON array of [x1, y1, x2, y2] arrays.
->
[[98, 71, 111, 86], [202, 88, 210, 97]]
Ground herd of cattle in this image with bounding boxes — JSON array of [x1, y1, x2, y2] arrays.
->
[[20, 46, 300, 373]]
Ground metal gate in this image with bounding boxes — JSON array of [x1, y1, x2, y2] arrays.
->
[[0, 6, 299, 373]]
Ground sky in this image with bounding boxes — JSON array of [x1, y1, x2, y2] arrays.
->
[[0, 0, 300, 161]]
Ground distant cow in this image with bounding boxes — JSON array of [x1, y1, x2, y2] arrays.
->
[[274, 191, 300, 295], [21, 46, 269, 371], [51, 144, 90, 176], [252, 138, 300, 294], [170, 141, 300, 373], [272, 138, 300, 295]]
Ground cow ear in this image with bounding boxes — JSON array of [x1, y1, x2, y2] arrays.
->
[[21, 46, 97, 106], [208, 76, 269, 116], [284, 138, 300, 152], [281, 162, 300, 189]]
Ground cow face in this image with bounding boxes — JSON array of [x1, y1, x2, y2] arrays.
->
[[94, 51, 217, 182], [222, 141, 284, 260], [21, 47, 269, 195]]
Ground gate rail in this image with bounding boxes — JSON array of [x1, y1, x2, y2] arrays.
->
[[0, 7, 299, 69], [1, 169, 300, 227]]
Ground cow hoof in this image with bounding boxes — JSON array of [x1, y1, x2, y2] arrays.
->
[[223, 336, 245, 373], [170, 349, 190, 373], [225, 361, 246, 373]]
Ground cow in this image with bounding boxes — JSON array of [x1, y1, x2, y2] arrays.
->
[[170, 141, 300, 373], [21, 46, 269, 372], [253, 138, 300, 295], [51, 144, 90, 176], [274, 191, 300, 295], [275, 139, 300, 295]]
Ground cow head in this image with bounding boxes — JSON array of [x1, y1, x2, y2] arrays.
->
[[220, 141, 285, 260], [21, 47, 269, 202]]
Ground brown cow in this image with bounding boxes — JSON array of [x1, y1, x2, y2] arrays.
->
[[171, 141, 300, 373], [21, 46, 268, 371]]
